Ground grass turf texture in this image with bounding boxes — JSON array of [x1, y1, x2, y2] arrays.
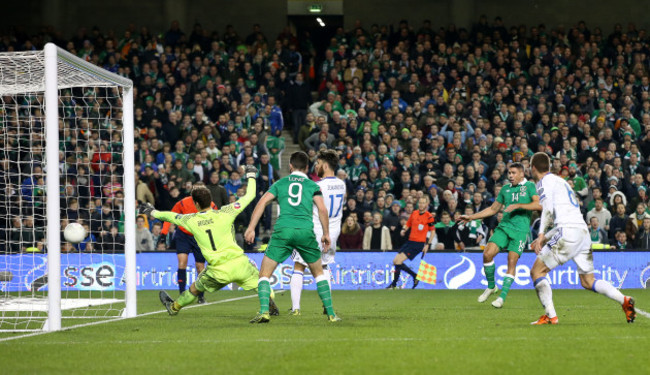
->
[[1, 289, 649, 374]]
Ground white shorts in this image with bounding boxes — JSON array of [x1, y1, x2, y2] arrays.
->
[[538, 227, 594, 274], [292, 225, 340, 266]]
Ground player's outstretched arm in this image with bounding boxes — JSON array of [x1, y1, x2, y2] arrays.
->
[[150, 209, 186, 226], [314, 195, 330, 250], [504, 195, 542, 213], [460, 201, 502, 223], [244, 191, 276, 244]]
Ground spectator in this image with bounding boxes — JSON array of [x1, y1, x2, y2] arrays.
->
[[136, 175, 155, 205], [224, 171, 242, 196], [362, 212, 392, 250], [609, 204, 628, 240], [99, 226, 125, 252], [206, 172, 229, 207], [455, 206, 486, 250], [588, 217, 608, 245], [434, 211, 456, 250], [634, 218, 650, 249], [136, 215, 154, 251], [339, 216, 363, 250], [586, 198, 612, 232], [613, 231, 629, 250]]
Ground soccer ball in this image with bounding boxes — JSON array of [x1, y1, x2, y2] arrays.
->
[[64, 223, 87, 244]]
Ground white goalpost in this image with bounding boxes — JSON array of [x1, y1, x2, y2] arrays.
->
[[0, 43, 136, 331]]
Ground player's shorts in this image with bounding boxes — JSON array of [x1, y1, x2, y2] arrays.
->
[[194, 255, 259, 293], [488, 227, 529, 256], [538, 227, 594, 274], [292, 225, 340, 266], [173, 230, 206, 263], [266, 227, 320, 264], [399, 240, 426, 260]]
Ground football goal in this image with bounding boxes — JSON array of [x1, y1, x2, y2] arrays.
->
[[0, 43, 136, 332]]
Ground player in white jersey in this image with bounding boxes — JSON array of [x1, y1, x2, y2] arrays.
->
[[528, 152, 636, 325], [289, 150, 346, 315]]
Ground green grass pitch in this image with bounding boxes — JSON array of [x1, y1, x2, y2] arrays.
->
[[1, 288, 649, 374]]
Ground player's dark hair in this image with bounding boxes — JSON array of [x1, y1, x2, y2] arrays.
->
[[289, 151, 309, 172], [191, 188, 212, 210], [531, 152, 550, 173], [317, 149, 339, 172], [508, 162, 524, 171]]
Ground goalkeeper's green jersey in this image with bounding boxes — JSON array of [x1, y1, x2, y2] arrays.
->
[[495, 179, 538, 233], [267, 171, 322, 230], [153, 178, 256, 268]]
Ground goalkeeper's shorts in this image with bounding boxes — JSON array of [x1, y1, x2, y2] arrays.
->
[[195, 255, 259, 292]]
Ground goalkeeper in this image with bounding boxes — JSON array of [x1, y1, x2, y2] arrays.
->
[[140, 165, 279, 316]]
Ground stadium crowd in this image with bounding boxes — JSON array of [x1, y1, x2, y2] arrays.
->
[[2, 16, 650, 253]]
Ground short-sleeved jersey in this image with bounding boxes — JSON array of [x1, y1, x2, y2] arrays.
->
[[537, 173, 588, 230], [496, 179, 538, 232], [153, 179, 256, 268], [406, 210, 435, 242], [161, 197, 218, 236], [269, 171, 322, 229], [313, 176, 346, 233]]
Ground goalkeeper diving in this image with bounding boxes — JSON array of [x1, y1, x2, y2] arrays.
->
[[139, 165, 279, 316]]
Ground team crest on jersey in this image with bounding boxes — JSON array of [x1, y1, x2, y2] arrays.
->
[[520, 186, 526, 194], [234, 202, 241, 209]]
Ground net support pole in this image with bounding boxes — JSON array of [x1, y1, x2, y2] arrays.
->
[[122, 86, 137, 318], [44, 42, 61, 331]]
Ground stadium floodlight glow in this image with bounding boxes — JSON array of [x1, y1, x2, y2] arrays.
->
[[316, 17, 326, 27], [0, 43, 136, 332]]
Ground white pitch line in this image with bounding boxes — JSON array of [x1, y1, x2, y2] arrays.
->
[[636, 308, 650, 319], [0, 292, 268, 343]]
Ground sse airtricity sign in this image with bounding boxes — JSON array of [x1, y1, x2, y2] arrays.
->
[[1, 252, 649, 291]]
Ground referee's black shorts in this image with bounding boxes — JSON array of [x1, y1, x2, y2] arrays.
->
[[399, 240, 426, 260], [173, 230, 206, 263]]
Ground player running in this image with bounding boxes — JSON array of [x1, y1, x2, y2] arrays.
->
[[289, 150, 346, 315], [529, 152, 636, 325], [387, 196, 435, 289], [460, 162, 541, 308], [245, 151, 340, 323], [140, 165, 279, 317], [160, 182, 217, 304]]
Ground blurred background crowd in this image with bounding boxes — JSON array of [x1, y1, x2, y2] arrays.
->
[[2, 15, 650, 253]]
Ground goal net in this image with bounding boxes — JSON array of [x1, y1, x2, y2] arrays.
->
[[0, 43, 136, 332]]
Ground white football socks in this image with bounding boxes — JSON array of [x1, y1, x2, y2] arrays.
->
[[290, 270, 303, 311], [322, 266, 332, 290], [593, 279, 625, 304], [534, 278, 557, 318]]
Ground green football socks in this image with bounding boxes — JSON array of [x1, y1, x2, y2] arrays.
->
[[258, 278, 271, 314], [316, 277, 335, 316], [175, 289, 198, 311], [484, 262, 496, 289], [500, 275, 514, 300]]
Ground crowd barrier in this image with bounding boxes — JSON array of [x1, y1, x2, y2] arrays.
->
[[2, 250, 649, 292]]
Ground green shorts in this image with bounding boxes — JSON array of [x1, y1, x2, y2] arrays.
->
[[195, 255, 259, 292], [488, 227, 529, 256], [266, 227, 320, 264]]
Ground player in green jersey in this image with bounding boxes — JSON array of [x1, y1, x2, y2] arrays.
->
[[459, 162, 541, 308], [139, 165, 279, 316], [244, 151, 340, 323]]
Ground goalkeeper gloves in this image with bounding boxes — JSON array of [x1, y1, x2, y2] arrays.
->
[[138, 203, 155, 216], [244, 165, 258, 179]]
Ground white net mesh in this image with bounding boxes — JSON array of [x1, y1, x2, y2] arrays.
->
[[0, 47, 133, 331]]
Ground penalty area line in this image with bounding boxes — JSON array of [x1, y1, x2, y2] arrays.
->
[[0, 292, 273, 343]]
